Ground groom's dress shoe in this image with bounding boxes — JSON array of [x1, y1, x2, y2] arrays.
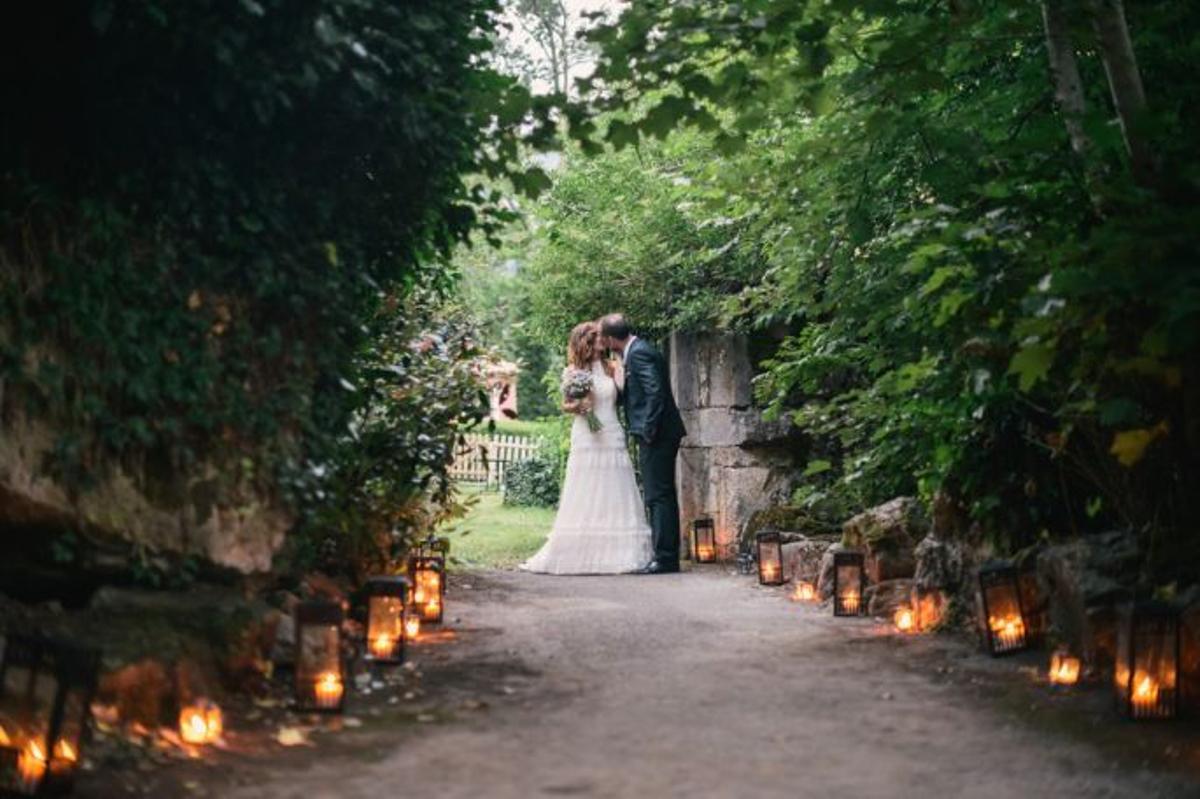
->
[[643, 560, 680, 574]]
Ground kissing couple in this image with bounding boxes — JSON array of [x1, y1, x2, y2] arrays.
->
[[522, 314, 687, 576]]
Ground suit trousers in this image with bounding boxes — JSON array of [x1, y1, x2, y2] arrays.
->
[[638, 436, 681, 566]]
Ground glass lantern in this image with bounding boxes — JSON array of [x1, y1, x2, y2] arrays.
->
[[978, 563, 1029, 656], [692, 518, 717, 563], [364, 576, 408, 666], [408, 538, 447, 624], [294, 601, 346, 713], [1114, 602, 1180, 720], [833, 551, 866, 616], [755, 531, 786, 586], [0, 634, 100, 797]]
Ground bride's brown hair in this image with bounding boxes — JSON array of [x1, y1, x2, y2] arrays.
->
[[567, 321, 600, 368]]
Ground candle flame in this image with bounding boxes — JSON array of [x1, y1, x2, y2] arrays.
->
[[792, 582, 816, 602], [179, 701, 223, 745], [405, 615, 421, 639], [53, 738, 77, 762], [894, 607, 915, 632], [1133, 674, 1159, 702], [370, 634, 394, 658]]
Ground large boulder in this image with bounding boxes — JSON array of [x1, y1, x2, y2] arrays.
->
[[867, 578, 914, 617], [842, 497, 928, 583], [1036, 530, 1139, 664], [782, 535, 840, 584], [913, 534, 964, 590], [0, 412, 289, 575]]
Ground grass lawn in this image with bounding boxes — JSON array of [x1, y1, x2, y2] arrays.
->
[[441, 487, 555, 569]]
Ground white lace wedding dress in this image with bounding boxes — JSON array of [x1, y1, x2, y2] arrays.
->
[[521, 359, 653, 575]]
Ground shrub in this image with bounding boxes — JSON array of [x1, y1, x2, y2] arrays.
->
[[503, 453, 560, 507]]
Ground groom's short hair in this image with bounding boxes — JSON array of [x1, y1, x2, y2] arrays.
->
[[599, 314, 632, 341]]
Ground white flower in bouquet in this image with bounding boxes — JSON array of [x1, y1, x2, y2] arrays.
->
[[560, 367, 603, 432]]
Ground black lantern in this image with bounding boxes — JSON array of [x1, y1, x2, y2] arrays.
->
[[407, 537, 447, 624], [0, 634, 99, 797], [755, 531, 786, 586], [294, 601, 345, 713], [691, 518, 717, 563], [832, 551, 866, 616], [363, 577, 407, 666], [1114, 602, 1180, 720], [978, 563, 1029, 656]]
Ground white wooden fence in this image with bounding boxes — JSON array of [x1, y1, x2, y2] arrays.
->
[[449, 433, 544, 489]]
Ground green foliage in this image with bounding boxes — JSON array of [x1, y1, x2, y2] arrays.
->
[[554, 0, 1200, 583], [502, 452, 561, 508], [521, 132, 762, 343], [0, 1, 554, 566], [283, 293, 491, 575]]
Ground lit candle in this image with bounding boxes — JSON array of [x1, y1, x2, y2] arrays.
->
[[1132, 673, 1159, 716], [697, 545, 715, 561], [841, 590, 860, 614], [314, 672, 344, 709], [18, 740, 47, 791], [792, 582, 816, 602], [894, 607, 915, 633], [179, 702, 224, 745], [423, 599, 441, 621], [413, 586, 427, 604], [404, 614, 421, 640], [989, 615, 1025, 650], [369, 634, 395, 659], [1048, 653, 1080, 686], [762, 563, 779, 582]]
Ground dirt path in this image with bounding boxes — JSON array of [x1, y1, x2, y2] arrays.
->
[[211, 569, 1197, 799]]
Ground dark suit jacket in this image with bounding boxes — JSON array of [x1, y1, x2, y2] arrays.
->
[[621, 338, 686, 445]]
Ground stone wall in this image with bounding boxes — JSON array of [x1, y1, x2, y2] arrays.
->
[[670, 332, 796, 559], [0, 401, 288, 576]]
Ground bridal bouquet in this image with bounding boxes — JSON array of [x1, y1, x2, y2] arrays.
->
[[561, 368, 603, 432]]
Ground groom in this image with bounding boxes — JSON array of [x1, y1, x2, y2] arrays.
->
[[599, 314, 687, 574]]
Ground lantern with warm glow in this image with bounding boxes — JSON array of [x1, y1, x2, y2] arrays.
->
[[755, 531, 786, 586], [691, 518, 717, 563], [893, 606, 916, 633], [832, 551, 866, 616], [1114, 602, 1180, 720], [1048, 651, 1081, 687], [0, 634, 99, 796], [408, 537, 447, 624], [911, 585, 946, 632], [294, 601, 346, 713], [364, 576, 408, 666], [404, 610, 422, 641], [978, 563, 1029, 656], [178, 699, 223, 745], [792, 581, 817, 602]]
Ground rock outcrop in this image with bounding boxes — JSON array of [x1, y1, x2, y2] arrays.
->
[[842, 497, 928, 583], [0, 407, 289, 575]]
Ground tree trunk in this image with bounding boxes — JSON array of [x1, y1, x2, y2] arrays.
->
[[1040, 0, 1091, 158], [1088, 0, 1155, 184]]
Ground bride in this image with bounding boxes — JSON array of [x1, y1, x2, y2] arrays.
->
[[521, 321, 653, 575]]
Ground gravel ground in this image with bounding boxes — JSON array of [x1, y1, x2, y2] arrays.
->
[[157, 568, 1199, 798]]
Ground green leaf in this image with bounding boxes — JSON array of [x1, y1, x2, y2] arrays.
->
[[1007, 343, 1055, 392], [802, 459, 833, 477]]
